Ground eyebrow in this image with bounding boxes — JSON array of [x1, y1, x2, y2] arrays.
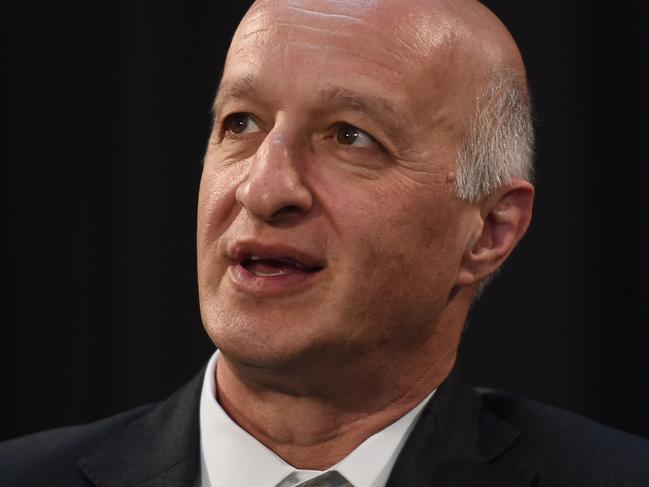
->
[[319, 86, 410, 144], [213, 73, 259, 118], [213, 74, 411, 145]]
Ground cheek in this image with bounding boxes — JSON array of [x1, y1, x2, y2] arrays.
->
[[197, 159, 247, 247], [197, 158, 248, 294], [320, 171, 464, 294], [325, 171, 455, 250], [372, 174, 463, 256]]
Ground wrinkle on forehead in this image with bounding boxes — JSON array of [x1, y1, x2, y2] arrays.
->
[[232, 20, 408, 79], [252, 0, 381, 16], [286, 42, 406, 82], [283, 5, 370, 23], [243, 1, 372, 30]]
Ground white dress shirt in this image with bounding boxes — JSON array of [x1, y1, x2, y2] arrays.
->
[[198, 351, 435, 487]]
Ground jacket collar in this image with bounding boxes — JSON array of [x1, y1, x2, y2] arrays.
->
[[386, 368, 536, 487], [77, 366, 535, 487], [77, 368, 204, 487]]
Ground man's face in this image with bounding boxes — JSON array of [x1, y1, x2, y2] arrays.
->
[[197, 0, 479, 368]]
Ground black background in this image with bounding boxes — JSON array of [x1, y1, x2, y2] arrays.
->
[[2, 1, 648, 442]]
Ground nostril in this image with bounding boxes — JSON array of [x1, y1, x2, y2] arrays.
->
[[271, 205, 303, 219]]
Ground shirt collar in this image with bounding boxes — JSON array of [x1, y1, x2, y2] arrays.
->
[[199, 350, 435, 487]]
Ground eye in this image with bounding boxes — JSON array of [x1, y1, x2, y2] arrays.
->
[[335, 124, 375, 148], [224, 113, 261, 135]]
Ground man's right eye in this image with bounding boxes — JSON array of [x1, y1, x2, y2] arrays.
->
[[223, 113, 261, 135]]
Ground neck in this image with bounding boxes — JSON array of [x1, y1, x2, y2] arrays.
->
[[216, 351, 452, 470], [215, 290, 472, 470]]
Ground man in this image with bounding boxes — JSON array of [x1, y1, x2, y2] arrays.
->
[[2, 0, 649, 486]]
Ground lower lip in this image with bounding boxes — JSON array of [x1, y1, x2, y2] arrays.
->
[[228, 264, 321, 298]]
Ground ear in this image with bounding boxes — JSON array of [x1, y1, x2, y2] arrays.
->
[[456, 180, 534, 287]]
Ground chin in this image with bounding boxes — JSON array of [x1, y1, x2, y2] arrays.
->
[[201, 306, 336, 370]]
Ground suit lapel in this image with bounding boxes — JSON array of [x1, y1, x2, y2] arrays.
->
[[77, 367, 205, 487], [386, 370, 536, 487], [75, 365, 535, 487]]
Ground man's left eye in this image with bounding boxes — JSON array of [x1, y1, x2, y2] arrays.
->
[[335, 124, 375, 148]]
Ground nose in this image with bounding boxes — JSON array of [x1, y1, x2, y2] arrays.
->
[[235, 131, 313, 222]]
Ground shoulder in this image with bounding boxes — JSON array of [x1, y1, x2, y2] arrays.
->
[[0, 366, 205, 487], [478, 388, 649, 485], [0, 403, 156, 486]]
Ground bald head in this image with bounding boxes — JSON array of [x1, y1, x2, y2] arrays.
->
[[237, 0, 526, 88]]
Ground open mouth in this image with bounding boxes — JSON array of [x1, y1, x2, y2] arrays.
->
[[241, 256, 323, 277]]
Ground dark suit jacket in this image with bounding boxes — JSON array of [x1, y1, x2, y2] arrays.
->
[[2, 367, 649, 486]]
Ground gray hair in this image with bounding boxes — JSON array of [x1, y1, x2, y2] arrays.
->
[[455, 69, 534, 296], [455, 69, 534, 202]]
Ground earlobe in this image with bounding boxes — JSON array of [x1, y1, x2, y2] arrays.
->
[[456, 180, 534, 287]]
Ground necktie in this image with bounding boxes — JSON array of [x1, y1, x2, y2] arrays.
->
[[283, 470, 354, 487]]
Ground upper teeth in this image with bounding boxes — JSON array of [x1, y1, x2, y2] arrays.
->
[[248, 255, 302, 268], [254, 269, 287, 277]]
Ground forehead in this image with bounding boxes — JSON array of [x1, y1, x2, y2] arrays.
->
[[232, 0, 454, 60], [223, 0, 466, 107]]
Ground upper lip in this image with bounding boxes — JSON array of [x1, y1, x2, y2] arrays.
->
[[228, 241, 325, 271]]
